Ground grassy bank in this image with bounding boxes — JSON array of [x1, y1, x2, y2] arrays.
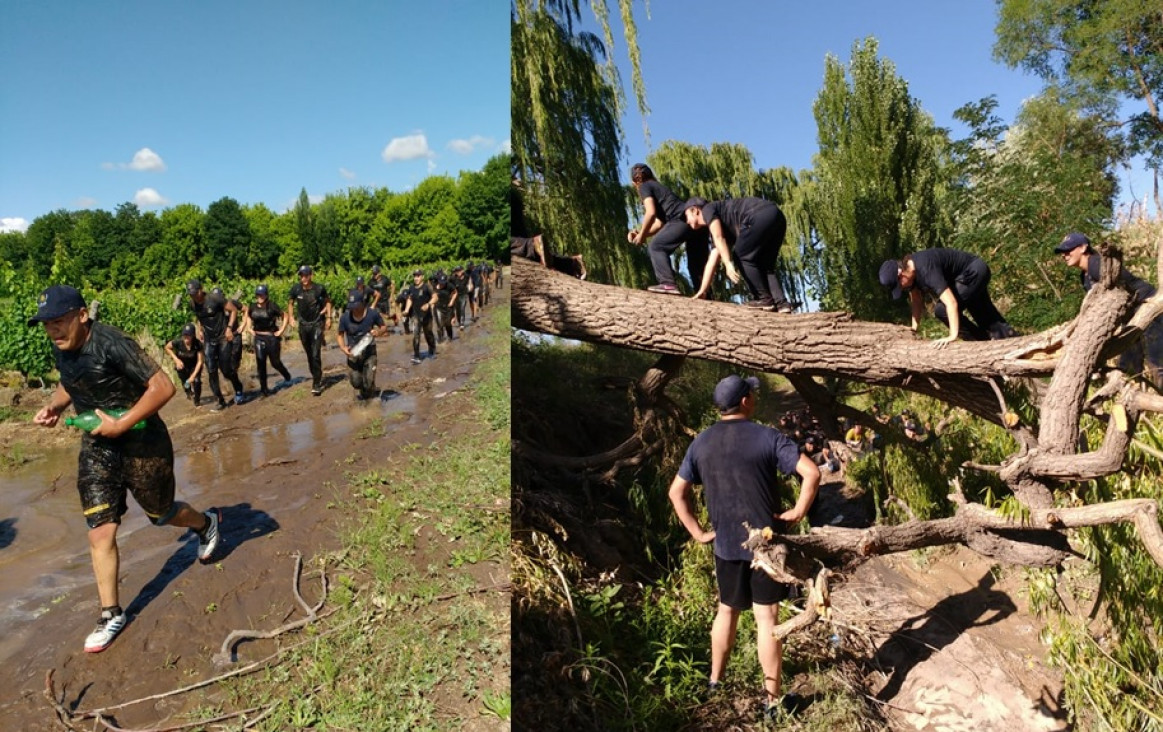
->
[[207, 304, 511, 730]]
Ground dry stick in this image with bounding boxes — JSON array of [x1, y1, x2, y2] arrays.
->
[[42, 669, 80, 732], [215, 552, 328, 665], [92, 704, 269, 732], [431, 581, 510, 603], [549, 560, 583, 650]]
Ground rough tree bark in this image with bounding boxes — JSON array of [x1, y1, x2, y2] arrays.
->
[[512, 252, 1163, 577]]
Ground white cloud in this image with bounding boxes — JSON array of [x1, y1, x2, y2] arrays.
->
[[381, 133, 434, 163], [339, 167, 356, 180], [103, 147, 167, 172], [500, 138, 512, 154], [134, 188, 170, 207], [0, 217, 29, 233], [447, 135, 495, 155], [75, 197, 98, 209]]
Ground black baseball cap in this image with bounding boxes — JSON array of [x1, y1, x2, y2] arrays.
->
[[347, 289, 364, 308], [186, 279, 202, 295], [713, 375, 760, 411], [298, 265, 313, 275], [255, 284, 269, 296], [181, 323, 196, 337], [1055, 232, 1091, 253], [356, 276, 365, 285], [879, 260, 904, 300], [371, 264, 381, 274], [412, 268, 424, 276], [27, 285, 86, 326], [683, 196, 708, 213]]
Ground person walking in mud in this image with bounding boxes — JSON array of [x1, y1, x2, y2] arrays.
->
[[217, 288, 247, 379], [668, 374, 820, 719], [368, 264, 391, 322], [337, 288, 389, 400], [187, 279, 245, 410], [164, 323, 204, 406], [451, 264, 470, 330], [286, 265, 332, 396], [246, 284, 292, 397], [684, 197, 797, 312], [627, 163, 712, 296], [395, 279, 412, 335], [434, 272, 459, 343], [29, 285, 221, 653], [878, 248, 1017, 344], [404, 268, 437, 364]]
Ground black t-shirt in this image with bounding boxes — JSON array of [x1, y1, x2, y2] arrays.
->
[[452, 273, 470, 296], [191, 291, 230, 341], [338, 308, 385, 345], [700, 198, 776, 244], [677, 419, 802, 561], [637, 179, 686, 223], [248, 299, 284, 333], [435, 281, 456, 308], [1083, 256, 1156, 302], [57, 322, 163, 419], [406, 283, 434, 311], [288, 282, 330, 324], [169, 336, 203, 370], [369, 274, 390, 303], [908, 248, 981, 297]]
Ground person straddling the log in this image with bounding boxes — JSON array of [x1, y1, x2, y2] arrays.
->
[[165, 323, 204, 407], [404, 268, 438, 364], [627, 163, 711, 296], [878, 248, 1018, 346], [844, 423, 868, 452], [684, 197, 797, 312], [247, 284, 292, 397], [509, 234, 587, 279], [337, 288, 389, 401], [668, 375, 820, 718], [29, 285, 222, 653], [1055, 231, 1163, 385], [186, 279, 245, 410], [434, 272, 459, 344], [286, 265, 332, 396]]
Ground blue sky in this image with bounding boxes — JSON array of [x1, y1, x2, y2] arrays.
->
[[0, 1, 510, 232], [591, 1, 1152, 212]]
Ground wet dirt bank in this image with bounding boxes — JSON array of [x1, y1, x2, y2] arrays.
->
[[0, 287, 507, 730]]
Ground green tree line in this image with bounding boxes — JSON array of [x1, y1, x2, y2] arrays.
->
[[0, 154, 509, 295]]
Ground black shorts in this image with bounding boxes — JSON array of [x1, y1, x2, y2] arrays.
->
[[715, 555, 790, 610], [77, 424, 176, 529]]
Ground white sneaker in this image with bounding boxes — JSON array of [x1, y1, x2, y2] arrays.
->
[[84, 609, 127, 653], [197, 510, 221, 563]]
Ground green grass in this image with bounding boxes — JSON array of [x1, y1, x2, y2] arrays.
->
[[214, 302, 510, 730]]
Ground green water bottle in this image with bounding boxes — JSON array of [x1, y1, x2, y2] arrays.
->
[[64, 409, 147, 432]]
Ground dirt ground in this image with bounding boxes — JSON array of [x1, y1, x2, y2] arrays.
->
[[0, 288, 509, 730]]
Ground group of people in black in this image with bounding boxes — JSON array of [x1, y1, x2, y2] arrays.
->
[[169, 261, 502, 407]]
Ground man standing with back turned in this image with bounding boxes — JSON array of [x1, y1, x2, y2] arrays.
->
[[668, 375, 819, 719]]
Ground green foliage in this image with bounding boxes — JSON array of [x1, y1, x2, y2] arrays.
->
[[809, 37, 953, 322], [994, 0, 1163, 169], [949, 92, 1123, 332]]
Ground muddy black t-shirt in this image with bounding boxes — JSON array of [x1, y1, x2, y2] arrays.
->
[[1083, 256, 1156, 302], [406, 283, 434, 311], [700, 198, 775, 244], [452, 273, 469, 298], [57, 322, 162, 420], [677, 419, 802, 562], [435, 282, 456, 308], [248, 300, 284, 333], [169, 336, 203, 370], [289, 282, 330, 324], [637, 179, 686, 222], [191, 291, 230, 341], [907, 248, 980, 297], [338, 308, 385, 346], [369, 275, 390, 306]]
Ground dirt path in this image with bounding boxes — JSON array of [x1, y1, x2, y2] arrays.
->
[[0, 286, 508, 730]]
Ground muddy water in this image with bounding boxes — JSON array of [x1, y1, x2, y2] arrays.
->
[[0, 339, 455, 667]]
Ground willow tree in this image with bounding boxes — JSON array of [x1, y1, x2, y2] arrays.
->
[[511, 0, 649, 287], [994, 0, 1163, 212], [810, 37, 953, 322]]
